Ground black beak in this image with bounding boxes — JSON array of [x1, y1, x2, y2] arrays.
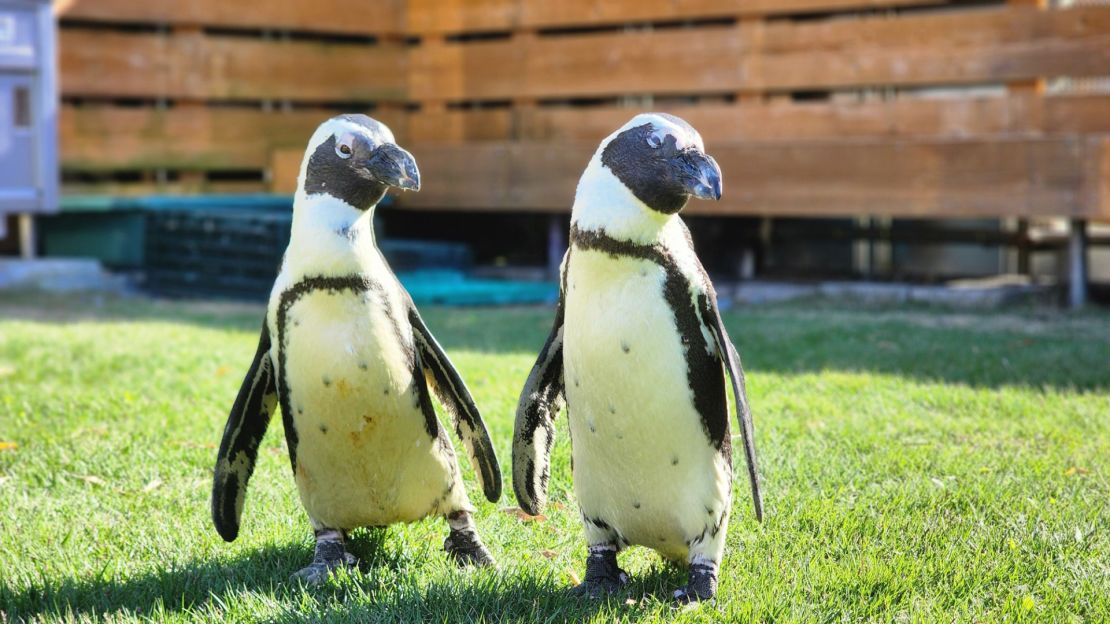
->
[[366, 143, 421, 191], [675, 150, 723, 201]]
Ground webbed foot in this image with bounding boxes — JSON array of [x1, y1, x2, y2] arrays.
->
[[290, 529, 358, 585], [570, 545, 629, 599]]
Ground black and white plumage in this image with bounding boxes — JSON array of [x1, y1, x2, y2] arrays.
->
[[211, 115, 501, 583], [512, 113, 762, 603]]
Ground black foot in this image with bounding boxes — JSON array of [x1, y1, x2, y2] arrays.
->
[[290, 535, 358, 585], [444, 528, 496, 568], [570, 547, 629, 599], [672, 562, 717, 604]]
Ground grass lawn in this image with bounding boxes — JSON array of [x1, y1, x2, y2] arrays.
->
[[1, 292, 1108, 622]]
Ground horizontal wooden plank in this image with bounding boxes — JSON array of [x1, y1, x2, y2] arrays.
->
[[60, 29, 406, 101], [61, 180, 270, 196], [408, 94, 1110, 143], [59, 106, 407, 170], [409, 6, 1110, 101], [396, 138, 1106, 218], [57, 0, 402, 36], [406, 0, 953, 35]]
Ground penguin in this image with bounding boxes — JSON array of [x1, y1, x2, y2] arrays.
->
[[512, 113, 762, 603], [211, 114, 501, 584]]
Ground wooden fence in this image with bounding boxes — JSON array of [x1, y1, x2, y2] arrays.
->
[[57, 0, 1110, 219]]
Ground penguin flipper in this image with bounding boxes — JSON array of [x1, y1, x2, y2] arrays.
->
[[211, 319, 278, 542], [408, 307, 503, 503], [701, 296, 764, 522], [512, 253, 568, 516]]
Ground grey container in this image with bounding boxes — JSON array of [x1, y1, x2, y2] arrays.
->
[[0, 0, 56, 245]]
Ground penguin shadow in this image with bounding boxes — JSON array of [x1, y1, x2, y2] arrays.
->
[[7, 531, 697, 622], [3, 541, 309, 621]]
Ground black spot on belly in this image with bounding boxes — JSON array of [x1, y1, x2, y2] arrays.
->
[[621, 341, 630, 354], [297, 405, 304, 415], [319, 425, 328, 434], [589, 422, 596, 433], [608, 404, 616, 414], [359, 362, 368, 371], [671, 456, 679, 466], [322, 375, 332, 387], [633, 502, 640, 509], [383, 387, 390, 395]]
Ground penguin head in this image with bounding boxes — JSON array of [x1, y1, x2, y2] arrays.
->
[[598, 113, 722, 215], [298, 114, 420, 210]]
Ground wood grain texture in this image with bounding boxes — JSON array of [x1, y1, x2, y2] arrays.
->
[[395, 138, 1106, 219], [60, 106, 406, 170], [408, 94, 1110, 143], [405, 0, 953, 34], [60, 29, 406, 101], [57, 0, 403, 36], [409, 6, 1110, 100]]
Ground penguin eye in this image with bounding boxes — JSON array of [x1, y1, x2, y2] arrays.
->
[[335, 134, 354, 159], [646, 132, 665, 149]]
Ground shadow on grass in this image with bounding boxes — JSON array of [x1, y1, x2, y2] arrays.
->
[[2, 529, 686, 622]]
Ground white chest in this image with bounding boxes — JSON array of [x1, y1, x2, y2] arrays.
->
[[562, 249, 731, 553]]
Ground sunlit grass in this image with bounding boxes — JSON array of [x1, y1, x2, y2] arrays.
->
[[1, 293, 1107, 622]]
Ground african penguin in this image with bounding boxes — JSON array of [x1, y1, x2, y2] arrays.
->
[[512, 113, 763, 603], [211, 114, 502, 583]]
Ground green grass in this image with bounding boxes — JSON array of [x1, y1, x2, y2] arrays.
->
[[1, 292, 1108, 623]]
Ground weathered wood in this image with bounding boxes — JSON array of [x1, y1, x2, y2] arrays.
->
[[406, 0, 954, 34], [409, 6, 1110, 101], [397, 138, 1106, 219], [408, 94, 1110, 143], [59, 29, 406, 101], [59, 105, 405, 170], [62, 179, 269, 196], [57, 0, 403, 36]]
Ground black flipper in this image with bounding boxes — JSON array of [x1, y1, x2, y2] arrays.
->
[[511, 252, 568, 516], [211, 319, 279, 542], [408, 306, 502, 503], [701, 295, 763, 522]]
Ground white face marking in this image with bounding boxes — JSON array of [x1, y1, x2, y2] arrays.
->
[[616, 113, 704, 152], [296, 116, 397, 201], [304, 118, 392, 156]]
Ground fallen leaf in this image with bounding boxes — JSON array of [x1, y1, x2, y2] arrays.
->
[[0, 442, 17, 452], [80, 475, 106, 486], [566, 569, 581, 586], [215, 366, 230, 377], [1022, 595, 1035, 611], [500, 507, 546, 522], [624, 598, 637, 606], [142, 479, 163, 493], [540, 550, 558, 559]]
